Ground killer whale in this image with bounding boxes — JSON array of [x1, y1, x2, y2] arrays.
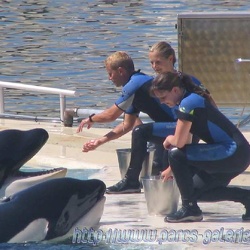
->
[[0, 128, 67, 197], [0, 128, 49, 186], [0, 177, 106, 243]]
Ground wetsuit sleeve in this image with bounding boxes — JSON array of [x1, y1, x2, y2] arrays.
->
[[124, 105, 140, 116], [175, 94, 204, 122], [115, 74, 153, 112], [115, 92, 134, 112], [176, 108, 194, 122]]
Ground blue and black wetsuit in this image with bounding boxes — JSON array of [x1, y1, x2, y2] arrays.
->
[[115, 71, 176, 122], [168, 92, 250, 205], [118, 72, 203, 179], [115, 71, 177, 178]]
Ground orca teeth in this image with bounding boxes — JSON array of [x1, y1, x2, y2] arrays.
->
[[15, 167, 67, 177]]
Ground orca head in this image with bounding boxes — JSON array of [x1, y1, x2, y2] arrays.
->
[[0, 128, 50, 196], [44, 178, 106, 241], [0, 127, 68, 198], [0, 177, 106, 243]]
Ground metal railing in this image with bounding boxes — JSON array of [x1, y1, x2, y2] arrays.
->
[[63, 108, 152, 127], [0, 81, 79, 122], [235, 58, 250, 63]]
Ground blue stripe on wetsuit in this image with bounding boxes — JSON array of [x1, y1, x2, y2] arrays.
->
[[151, 122, 176, 138], [176, 93, 237, 161], [185, 142, 237, 161]]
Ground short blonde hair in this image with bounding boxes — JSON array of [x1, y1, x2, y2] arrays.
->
[[105, 51, 135, 72]]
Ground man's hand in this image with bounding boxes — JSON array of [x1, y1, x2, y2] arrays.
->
[[77, 118, 93, 133], [82, 139, 101, 152]]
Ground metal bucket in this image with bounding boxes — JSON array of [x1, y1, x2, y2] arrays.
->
[[142, 176, 180, 216], [116, 148, 154, 180]]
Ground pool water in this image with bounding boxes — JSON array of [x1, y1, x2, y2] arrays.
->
[[20, 166, 100, 180], [0, 242, 183, 250], [66, 168, 100, 180]]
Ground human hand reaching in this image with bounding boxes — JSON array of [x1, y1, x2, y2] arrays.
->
[[82, 139, 100, 152], [77, 117, 93, 132], [160, 166, 173, 182]]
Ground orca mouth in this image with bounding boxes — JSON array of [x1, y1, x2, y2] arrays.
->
[[14, 167, 67, 178]]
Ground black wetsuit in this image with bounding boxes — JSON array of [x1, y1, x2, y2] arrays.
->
[[115, 71, 202, 178], [168, 92, 250, 204]]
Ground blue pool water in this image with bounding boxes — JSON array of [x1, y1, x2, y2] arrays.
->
[[0, 0, 250, 128], [21, 166, 100, 180], [0, 242, 179, 250]]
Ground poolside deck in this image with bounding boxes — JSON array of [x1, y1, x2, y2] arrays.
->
[[1, 119, 250, 249]]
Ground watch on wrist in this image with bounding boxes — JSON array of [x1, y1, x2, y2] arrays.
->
[[89, 113, 95, 122]]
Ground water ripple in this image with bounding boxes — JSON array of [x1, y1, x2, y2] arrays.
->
[[0, 0, 249, 127]]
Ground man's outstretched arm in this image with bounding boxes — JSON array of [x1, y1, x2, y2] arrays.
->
[[77, 104, 124, 132], [82, 114, 141, 152]]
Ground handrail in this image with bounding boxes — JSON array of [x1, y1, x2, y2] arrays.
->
[[0, 81, 79, 122], [235, 58, 250, 63], [63, 108, 153, 127]]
